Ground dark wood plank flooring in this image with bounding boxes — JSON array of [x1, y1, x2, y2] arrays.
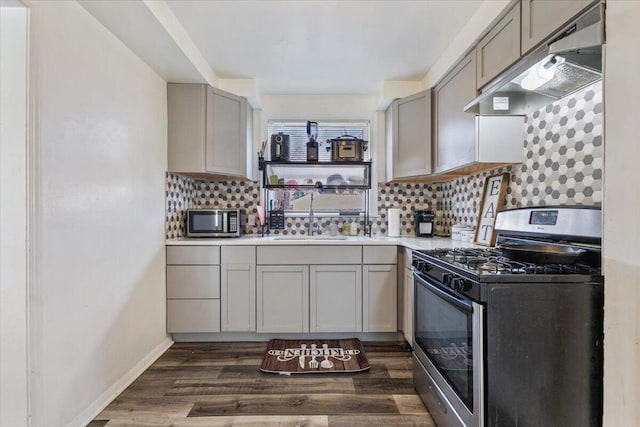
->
[[90, 341, 434, 426]]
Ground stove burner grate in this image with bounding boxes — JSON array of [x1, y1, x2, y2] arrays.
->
[[426, 248, 599, 275]]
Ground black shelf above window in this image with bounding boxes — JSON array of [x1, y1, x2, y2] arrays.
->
[[261, 160, 372, 190]]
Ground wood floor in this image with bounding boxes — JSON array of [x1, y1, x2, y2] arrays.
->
[[89, 341, 435, 427]]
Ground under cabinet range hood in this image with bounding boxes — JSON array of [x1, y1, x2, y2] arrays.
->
[[465, 3, 604, 115]]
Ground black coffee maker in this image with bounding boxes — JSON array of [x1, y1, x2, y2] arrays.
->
[[415, 210, 435, 237]]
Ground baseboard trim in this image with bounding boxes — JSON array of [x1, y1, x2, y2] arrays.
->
[[66, 336, 173, 427], [171, 331, 404, 342]]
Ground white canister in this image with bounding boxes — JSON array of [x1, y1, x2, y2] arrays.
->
[[387, 208, 401, 237], [451, 224, 470, 241], [461, 228, 476, 242]]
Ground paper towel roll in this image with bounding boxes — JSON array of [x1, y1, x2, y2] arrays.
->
[[388, 208, 401, 237]]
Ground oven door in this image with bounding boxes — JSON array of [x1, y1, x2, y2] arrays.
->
[[413, 270, 484, 427]]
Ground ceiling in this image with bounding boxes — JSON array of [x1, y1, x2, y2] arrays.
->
[[162, 0, 483, 95], [79, 0, 486, 96]]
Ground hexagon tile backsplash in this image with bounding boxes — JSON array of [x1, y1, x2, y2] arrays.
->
[[166, 82, 602, 239], [437, 81, 602, 235]]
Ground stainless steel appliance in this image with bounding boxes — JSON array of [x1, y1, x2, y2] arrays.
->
[[270, 133, 290, 161], [186, 209, 241, 237], [412, 206, 603, 427], [414, 210, 435, 237], [326, 135, 368, 161]]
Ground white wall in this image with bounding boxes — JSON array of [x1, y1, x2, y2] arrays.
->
[[422, 0, 510, 88], [0, 5, 29, 427], [26, 1, 170, 426], [602, 2, 640, 426]]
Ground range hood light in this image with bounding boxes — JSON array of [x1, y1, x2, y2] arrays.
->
[[520, 56, 565, 91]]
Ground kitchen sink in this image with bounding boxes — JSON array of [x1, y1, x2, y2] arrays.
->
[[272, 236, 349, 241]]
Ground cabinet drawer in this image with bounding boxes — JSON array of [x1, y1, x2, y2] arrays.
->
[[167, 246, 220, 265], [221, 246, 255, 264], [363, 246, 398, 264], [167, 299, 220, 333], [257, 245, 362, 265], [167, 265, 220, 299]]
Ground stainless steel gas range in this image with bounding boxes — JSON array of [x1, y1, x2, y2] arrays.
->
[[412, 207, 604, 427]]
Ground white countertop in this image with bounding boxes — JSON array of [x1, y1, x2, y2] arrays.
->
[[166, 235, 480, 251]]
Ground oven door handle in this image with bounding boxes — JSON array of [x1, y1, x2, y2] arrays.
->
[[413, 271, 473, 312]]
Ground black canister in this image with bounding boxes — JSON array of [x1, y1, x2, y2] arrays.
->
[[270, 133, 290, 161], [415, 210, 435, 237], [306, 121, 319, 162]]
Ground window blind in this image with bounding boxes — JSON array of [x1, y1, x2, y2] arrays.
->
[[267, 121, 370, 162]]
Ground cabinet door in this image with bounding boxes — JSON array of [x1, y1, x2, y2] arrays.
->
[[167, 299, 220, 333], [166, 265, 220, 299], [477, 2, 521, 88], [206, 86, 247, 176], [167, 83, 206, 173], [434, 50, 477, 173], [310, 265, 362, 332], [221, 264, 256, 332], [363, 265, 397, 332], [521, 0, 587, 54], [388, 90, 432, 179], [257, 266, 309, 333]]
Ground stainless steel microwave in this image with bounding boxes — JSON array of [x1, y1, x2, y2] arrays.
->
[[186, 209, 241, 237]]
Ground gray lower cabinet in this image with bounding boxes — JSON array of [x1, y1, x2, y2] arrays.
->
[[476, 2, 521, 89], [166, 246, 221, 333], [363, 264, 397, 332], [168, 83, 250, 178], [221, 246, 256, 332], [521, 0, 590, 54], [385, 89, 432, 181], [167, 245, 399, 336], [310, 265, 362, 332], [257, 265, 310, 333]]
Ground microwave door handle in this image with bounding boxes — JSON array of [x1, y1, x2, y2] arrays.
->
[[212, 214, 222, 232], [413, 271, 473, 312]]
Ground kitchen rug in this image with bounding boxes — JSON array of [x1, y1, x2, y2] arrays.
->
[[260, 338, 370, 374]]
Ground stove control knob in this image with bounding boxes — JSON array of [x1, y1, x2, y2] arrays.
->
[[442, 273, 452, 285], [451, 278, 471, 292]]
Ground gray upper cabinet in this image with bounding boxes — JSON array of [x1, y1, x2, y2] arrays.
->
[[385, 89, 431, 181], [168, 83, 250, 178], [434, 50, 477, 173], [477, 2, 521, 89], [521, 0, 590, 54]]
